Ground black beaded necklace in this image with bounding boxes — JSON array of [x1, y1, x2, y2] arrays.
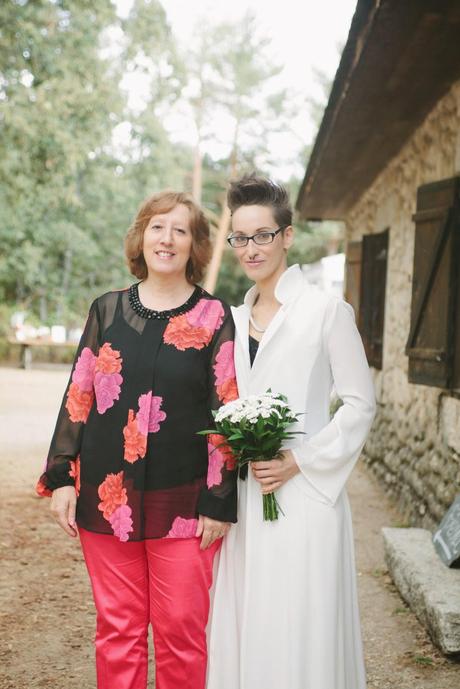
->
[[128, 282, 202, 320]]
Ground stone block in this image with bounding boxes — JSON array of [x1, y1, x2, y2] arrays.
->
[[382, 527, 460, 655]]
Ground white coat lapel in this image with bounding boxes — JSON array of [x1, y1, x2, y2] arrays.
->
[[231, 303, 251, 369], [244, 264, 305, 366], [253, 305, 288, 359]]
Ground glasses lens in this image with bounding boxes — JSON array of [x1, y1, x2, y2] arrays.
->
[[229, 236, 248, 248], [253, 232, 274, 245]]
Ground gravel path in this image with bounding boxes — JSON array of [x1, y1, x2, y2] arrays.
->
[[0, 366, 459, 689]]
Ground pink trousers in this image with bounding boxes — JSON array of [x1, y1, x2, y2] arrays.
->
[[79, 528, 220, 689]]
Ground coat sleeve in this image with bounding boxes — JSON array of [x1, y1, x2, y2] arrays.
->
[[291, 299, 376, 506], [196, 308, 239, 523], [36, 299, 101, 495]]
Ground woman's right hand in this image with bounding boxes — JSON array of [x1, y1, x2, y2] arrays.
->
[[50, 485, 78, 537]]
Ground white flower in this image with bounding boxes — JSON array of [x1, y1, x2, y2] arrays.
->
[[215, 390, 292, 426]]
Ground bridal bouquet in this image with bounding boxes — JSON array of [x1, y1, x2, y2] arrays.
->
[[200, 391, 302, 521]]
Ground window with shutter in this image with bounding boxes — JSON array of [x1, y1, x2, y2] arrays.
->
[[344, 240, 362, 322], [406, 176, 460, 389], [359, 229, 389, 369]]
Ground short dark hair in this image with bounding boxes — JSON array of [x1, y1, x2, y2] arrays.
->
[[227, 174, 292, 228]]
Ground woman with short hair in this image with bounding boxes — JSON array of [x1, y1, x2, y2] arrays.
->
[[207, 175, 376, 689], [37, 191, 238, 689]]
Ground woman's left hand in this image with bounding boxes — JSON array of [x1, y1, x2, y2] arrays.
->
[[196, 515, 231, 550], [251, 450, 300, 494]]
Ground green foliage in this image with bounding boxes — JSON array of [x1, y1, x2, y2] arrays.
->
[[200, 391, 303, 520], [413, 655, 434, 667], [289, 221, 341, 266], [200, 391, 302, 468], [0, 0, 187, 325], [0, 2, 337, 339], [214, 248, 252, 306], [121, 0, 185, 106], [0, 0, 123, 316]]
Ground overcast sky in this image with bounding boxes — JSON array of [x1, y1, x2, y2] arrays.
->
[[115, 0, 358, 179]]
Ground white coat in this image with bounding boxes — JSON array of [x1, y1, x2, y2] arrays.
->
[[207, 264, 376, 689]]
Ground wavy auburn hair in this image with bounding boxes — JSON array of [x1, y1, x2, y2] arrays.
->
[[124, 191, 211, 284]]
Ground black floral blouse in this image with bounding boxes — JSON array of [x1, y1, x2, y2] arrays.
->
[[37, 284, 238, 541]]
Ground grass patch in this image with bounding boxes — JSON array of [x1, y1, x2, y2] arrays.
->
[[391, 521, 411, 528], [392, 606, 409, 615], [413, 655, 434, 666]]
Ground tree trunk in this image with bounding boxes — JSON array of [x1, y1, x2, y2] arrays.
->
[[192, 144, 202, 204], [39, 294, 48, 323], [203, 204, 231, 294], [203, 127, 239, 294], [56, 246, 73, 322]]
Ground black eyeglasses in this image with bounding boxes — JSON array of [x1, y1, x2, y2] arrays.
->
[[227, 226, 287, 248]]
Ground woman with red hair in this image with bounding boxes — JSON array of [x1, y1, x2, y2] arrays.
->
[[37, 191, 238, 689]]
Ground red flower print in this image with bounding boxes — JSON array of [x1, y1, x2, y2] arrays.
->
[[123, 409, 147, 463], [213, 341, 238, 403], [95, 343, 122, 374], [136, 392, 167, 435], [187, 299, 224, 332], [207, 433, 236, 486], [72, 347, 96, 392], [65, 382, 94, 423], [108, 504, 133, 542], [97, 471, 127, 520], [166, 516, 198, 538], [208, 434, 236, 470], [69, 457, 81, 497], [217, 377, 238, 404], [94, 371, 123, 414], [35, 479, 52, 498], [163, 314, 212, 351]]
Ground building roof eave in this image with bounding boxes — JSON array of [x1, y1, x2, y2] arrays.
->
[[296, 0, 460, 221]]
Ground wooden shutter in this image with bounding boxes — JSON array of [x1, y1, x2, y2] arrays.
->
[[453, 238, 460, 390], [344, 240, 362, 322], [359, 229, 389, 369], [406, 176, 460, 388]]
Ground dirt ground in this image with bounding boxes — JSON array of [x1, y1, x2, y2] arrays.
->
[[1, 366, 459, 689]]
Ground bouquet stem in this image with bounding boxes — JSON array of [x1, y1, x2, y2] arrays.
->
[[263, 492, 279, 521]]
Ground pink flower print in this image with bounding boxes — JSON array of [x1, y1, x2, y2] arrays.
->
[[148, 395, 167, 432], [108, 504, 133, 542], [213, 340, 238, 403], [207, 441, 226, 487], [166, 516, 198, 539], [213, 340, 235, 384], [72, 347, 96, 392], [136, 393, 151, 436], [136, 392, 167, 435], [187, 299, 225, 333], [94, 371, 123, 414]]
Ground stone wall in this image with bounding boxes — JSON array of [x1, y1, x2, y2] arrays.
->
[[346, 81, 460, 529]]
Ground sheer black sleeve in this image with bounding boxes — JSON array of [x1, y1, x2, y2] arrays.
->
[[37, 299, 101, 494], [196, 310, 239, 523]]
